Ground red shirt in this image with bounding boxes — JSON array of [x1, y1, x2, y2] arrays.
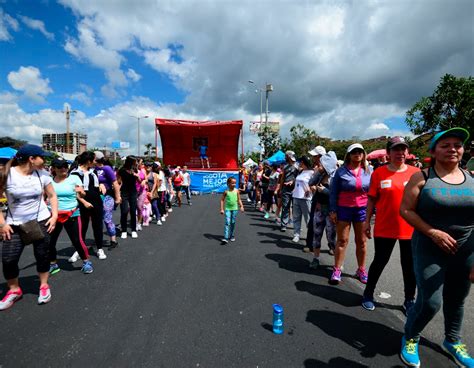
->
[[368, 165, 419, 239]]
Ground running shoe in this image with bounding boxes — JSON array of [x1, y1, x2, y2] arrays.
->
[[303, 247, 311, 253], [137, 224, 142, 231], [157, 220, 163, 226], [328, 248, 335, 256], [131, 231, 138, 239], [230, 237, 236, 242], [189, 202, 192, 206], [0, 288, 23, 311], [264, 212, 270, 219], [292, 235, 300, 243], [81, 260, 93, 274], [400, 336, 420, 367], [361, 296, 375, 311], [97, 249, 107, 260], [355, 267, 368, 284], [121, 232, 127, 239], [38, 285, 52, 305], [168, 208, 173, 213], [402, 299, 416, 316], [68, 251, 80, 263], [329, 267, 342, 285], [108, 241, 119, 250], [309, 258, 320, 270], [280, 227, 286, 232], [442, 339, 474, 367], [246, 198, 251, 203], [221, 238, 228, 244], [49, 263, 61, 275], [161, 216, 166, 222]]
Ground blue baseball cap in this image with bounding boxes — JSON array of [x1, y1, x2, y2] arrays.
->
[[16, 144, 52, 158], [428, 127, 470, 151]]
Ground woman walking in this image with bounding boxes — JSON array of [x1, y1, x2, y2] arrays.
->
[[361, 137, 418, 312], [48, 158, 93, 274], [70, 151, 106, 260], [329, 143, 372, 285], [291, 156, 314, 243], [399, 128, 474, 367], [117, 156, 140, 239], [0, 144, 58, 310]]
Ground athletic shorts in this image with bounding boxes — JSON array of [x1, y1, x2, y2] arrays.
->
[[337, 206, 366, 223], [200, 155, 208, 159]]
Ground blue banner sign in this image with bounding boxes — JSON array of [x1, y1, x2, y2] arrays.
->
[[189, 170, 239, 193]]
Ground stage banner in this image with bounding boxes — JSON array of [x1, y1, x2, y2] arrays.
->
[[189, 171, 239, 193]]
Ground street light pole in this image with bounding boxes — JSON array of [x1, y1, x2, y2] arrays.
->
[[130, 115, 149, 156]]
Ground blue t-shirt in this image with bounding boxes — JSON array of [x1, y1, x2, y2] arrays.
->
[[52, 175, 83, 216], [199, 145, 208, 156]]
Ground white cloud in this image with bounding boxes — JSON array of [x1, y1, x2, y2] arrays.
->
[[67, 91, 92, 106], [143, 49, 194, 82], [126, 68, 141, 82], [18, 15, 54, 40], [7, 66, 53, 103], [0, 8, 19, 41]]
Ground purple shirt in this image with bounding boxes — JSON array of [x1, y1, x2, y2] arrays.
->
[[95, 165, 116, 191]]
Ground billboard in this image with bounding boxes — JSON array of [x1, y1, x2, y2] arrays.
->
[[111, 141, 130, 149]]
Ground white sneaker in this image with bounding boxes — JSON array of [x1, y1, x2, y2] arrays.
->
[[292, 235, 300, 243], [161, 216, 166, 222], [68, 251, 80, 263], [137, 224, 142, 231], [97, 249, 107, 260], [157, 220, 163, 226], [131, 231, 138, 239], [121, 232, 127, 239], [168, 208, 173, 213], [38, 285, 51, 305]]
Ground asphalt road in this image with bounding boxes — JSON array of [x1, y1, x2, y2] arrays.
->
[[0, 195, 471, 367]]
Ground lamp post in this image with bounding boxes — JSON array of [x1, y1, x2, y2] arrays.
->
[[248, 80, 273, 124], [248, 80, 263, 124], [129, 115, 149, 156]]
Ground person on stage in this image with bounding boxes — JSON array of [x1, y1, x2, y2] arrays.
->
[[199, 141, 210, 169]]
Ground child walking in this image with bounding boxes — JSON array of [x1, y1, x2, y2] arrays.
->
[[220, 177, 244, 244]]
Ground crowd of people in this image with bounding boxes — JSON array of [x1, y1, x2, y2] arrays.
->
[[0, 127, 473, 367], [238, 128, 473, 367], [0, 148, 191, 308]]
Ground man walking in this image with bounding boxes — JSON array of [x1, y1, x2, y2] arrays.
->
[[277, 151, 298, 232]]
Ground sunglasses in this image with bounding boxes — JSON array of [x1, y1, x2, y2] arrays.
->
[[350, 149, 364, 154]]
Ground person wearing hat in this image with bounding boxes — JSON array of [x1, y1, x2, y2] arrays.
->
[[399, 127, 474, 367], [361, 137, 419, 313], [329, 143, 372, 285], [277, 151, 299, 232], [0, 144, 58, 310], [94, 151, 120, 250], [49, 158, 93, 274]]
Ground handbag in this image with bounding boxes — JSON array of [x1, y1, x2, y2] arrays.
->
[[9, 170, 45, 245]]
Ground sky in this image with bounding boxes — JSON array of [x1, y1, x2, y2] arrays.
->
[[1, 0, 473, 156]]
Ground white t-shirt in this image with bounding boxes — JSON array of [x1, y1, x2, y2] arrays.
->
[[158, 171, 167, 192], [292, 169, 314, 199], [182, 172, 191, 186], [6, 168, 53, 225]]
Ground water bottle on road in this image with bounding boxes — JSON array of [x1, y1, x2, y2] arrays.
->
[[272, 304, 284, 334]]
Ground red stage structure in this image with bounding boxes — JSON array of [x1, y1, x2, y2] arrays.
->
[[155, 119, 243, 169]]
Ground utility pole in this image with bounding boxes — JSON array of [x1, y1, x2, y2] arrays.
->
[[65, 105, 77, 154]]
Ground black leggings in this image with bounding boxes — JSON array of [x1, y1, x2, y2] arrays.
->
[[80, 201, 104, 249], [49, 216, 89, 262], [2, 219, 50, 280], [120, 192, 137, 232], [364, 237, 416, 301]]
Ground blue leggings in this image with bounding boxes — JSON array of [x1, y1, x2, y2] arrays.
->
[[103, 195, 116, 236]]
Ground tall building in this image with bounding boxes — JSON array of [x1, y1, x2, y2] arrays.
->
[[42, 132, 87, 154]]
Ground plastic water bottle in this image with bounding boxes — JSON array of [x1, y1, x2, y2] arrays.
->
[[272, 304, 284, 334]]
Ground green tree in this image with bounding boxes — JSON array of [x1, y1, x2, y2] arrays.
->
[[144, 143, 153, 158], [0, 136, 27, 148], [258, 124, 281, 157], [280, 124, 329, 157], [406, 74, 474, 134]]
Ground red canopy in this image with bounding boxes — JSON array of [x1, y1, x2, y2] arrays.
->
[[367, 149, 387, 160], [155, 119, 243, 169]]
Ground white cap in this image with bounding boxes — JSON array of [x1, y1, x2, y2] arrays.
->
[[308, 145, 326, 156], [347, 143, 364, 153]]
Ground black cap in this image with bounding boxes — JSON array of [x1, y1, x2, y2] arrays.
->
[[16, 144, 52, 158], [51, 158, 69, 168]]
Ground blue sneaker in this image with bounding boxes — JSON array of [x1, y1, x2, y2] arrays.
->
[[442, 340, 474, 367], [81, 260, 93, 274], [400, 336, 420, 367], [361, 296, 375, 311], [49, 263, 61, 275]]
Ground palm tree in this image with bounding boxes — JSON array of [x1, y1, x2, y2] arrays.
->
[[144, 143, 152, 158]]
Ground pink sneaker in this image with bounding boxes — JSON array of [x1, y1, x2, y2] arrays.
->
[[355, 267, 368, 284], [0, 288, 23, 311], [329, 267, 342, 285], [38, 284, 51, 305]]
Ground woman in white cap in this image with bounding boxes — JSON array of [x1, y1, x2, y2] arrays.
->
[[399, 127, 474, 368], [329, 143, 372, 285]]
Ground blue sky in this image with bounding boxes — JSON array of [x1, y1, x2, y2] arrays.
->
[[1, 1, 472, 154]]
